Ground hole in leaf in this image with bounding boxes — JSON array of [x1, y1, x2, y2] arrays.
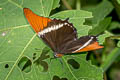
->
[[53, 75, 68, 80], [5, 64, 9, 68], [18, 57, 32, 73], [34, 47, 50, 72], [67, 59, 80, 69], [33, 53, 37, 60]]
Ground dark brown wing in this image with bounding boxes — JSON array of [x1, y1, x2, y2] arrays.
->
[[61, 36, 103, 53], [39, 19, 77, 53]]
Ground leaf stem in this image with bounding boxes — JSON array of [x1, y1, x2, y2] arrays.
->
[[62, 0, 72, 10], [0, 25, 29, 32], [8, 0, 23, 9], [76, 0, 81, 10], [62, 57, 78, 80], [40, 0, 46, 16], [109, 35, 120, 39]]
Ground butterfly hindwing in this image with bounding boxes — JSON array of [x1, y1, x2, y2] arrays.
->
[[61, 36, 103, 53]]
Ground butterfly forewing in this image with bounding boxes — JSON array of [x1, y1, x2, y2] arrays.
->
[[39, 19, 77, 53], [23, 8, 51, 33]]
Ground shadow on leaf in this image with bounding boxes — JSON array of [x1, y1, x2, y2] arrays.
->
[[67, 59, 80, 69], [34, 47, 50, 72], [53, 75, 68, 80], [18, 56, 32, 73]]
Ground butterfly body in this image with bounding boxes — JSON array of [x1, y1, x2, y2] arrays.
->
[[23, 8, 103, 58]]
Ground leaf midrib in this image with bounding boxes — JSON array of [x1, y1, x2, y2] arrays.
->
[[62, 57, 78, 80], [5, 34, 36, 80]]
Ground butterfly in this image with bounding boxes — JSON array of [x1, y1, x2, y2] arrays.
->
[[23, 8, 103, 58]]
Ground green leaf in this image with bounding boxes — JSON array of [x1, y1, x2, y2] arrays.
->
[[98, 31, 113, 45], [117, 41, 120, 47], [83, 0, 114, 25], [52, 0, 60, 9], [0, 0, 60, 28], [117, 0, 120, 4], [89, 17, 112, 35], [0, 0, 103, 80], [109, 21, 120, 30], [23, 0, 60, 17]]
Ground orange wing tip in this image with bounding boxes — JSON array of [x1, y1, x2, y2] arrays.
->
[[75, 42, 104, 53], [23, 8, 40, 33], [23, 8, 32, 16], [23, 8, 52, 33], [23, 8, 29, 12]]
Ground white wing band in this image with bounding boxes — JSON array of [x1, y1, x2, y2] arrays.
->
[[72, 37, 94, 53], [38, 23, 69, 37]]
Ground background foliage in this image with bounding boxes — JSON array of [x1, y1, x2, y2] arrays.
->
[[0, 0, 120, 80]]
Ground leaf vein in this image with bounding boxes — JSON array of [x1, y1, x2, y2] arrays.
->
[[40, 0, 45, 16], [4, 34, 36, 80], [8, 0, 23, 9], [62, 57, 78, 80]]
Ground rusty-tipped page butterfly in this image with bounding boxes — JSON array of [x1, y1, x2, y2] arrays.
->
[[23, 8, 103, 57]]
